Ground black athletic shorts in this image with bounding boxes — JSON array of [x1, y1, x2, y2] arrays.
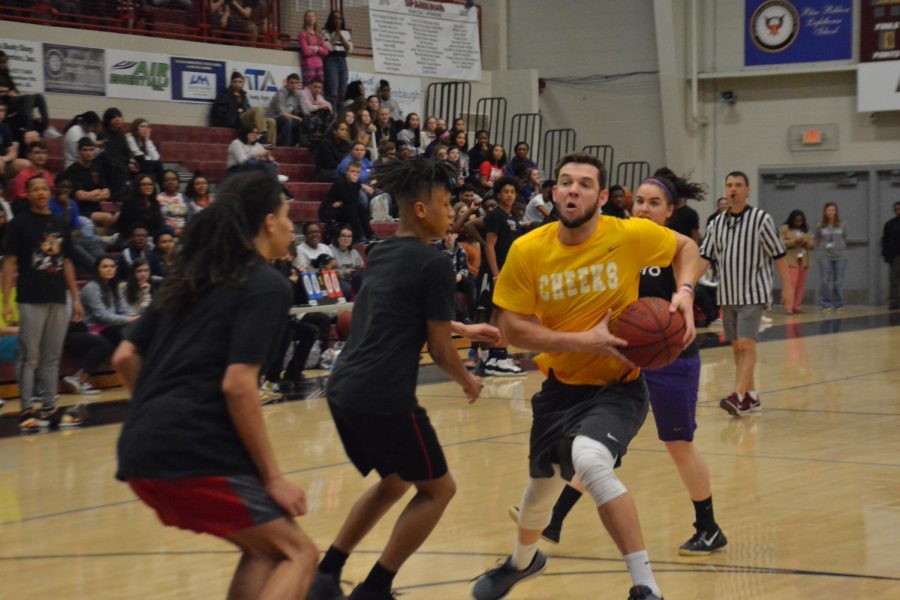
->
[[529, 371, 649, 480], [327, 402, 448, 482]]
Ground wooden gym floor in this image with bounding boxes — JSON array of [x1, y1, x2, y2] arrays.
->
[[1, 306, 899, 599]]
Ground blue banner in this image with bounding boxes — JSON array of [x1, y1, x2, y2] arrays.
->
[[170, 57, 226, 103], [745, 0, 852, 66]]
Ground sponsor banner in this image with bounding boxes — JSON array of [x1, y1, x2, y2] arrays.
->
[[106, 49, 172, 101], [369, 0, 481, 81], [171, 57, 227, 102], [347, 71, 422, 119], [858, 60, 900, 112], [43, 44, 105, 95], [227, 62, 299, 107], [745, 0, 852, 66], [1, 39, 44, 94], [860, 0, 900, 63]]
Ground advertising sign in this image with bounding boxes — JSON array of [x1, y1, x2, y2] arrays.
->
[[171, 56, 227, 102], [106, 50, 172, 101], [0, 39, 43, 94], [227, 62, 299, 107], [44, 44, 105, 95]]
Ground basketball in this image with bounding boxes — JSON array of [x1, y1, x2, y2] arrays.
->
[[336, 310, 352, 340], [615, 297, 685, 369], [621, 186, 634, 212]]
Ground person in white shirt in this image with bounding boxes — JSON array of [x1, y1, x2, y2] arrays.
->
[[62, 111, 102, 169], [323, 11, 353, 108], [524, 179, 554, 226], [126, 118, 163, 183], [293, 222, 334, 270]]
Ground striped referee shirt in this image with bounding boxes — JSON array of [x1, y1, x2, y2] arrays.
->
[[699, 205, 786, 306]]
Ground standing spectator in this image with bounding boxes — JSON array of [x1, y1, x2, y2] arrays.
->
[[294, 222, 333, 271], [700, 171, 791, 416], [9, 142, 55, 210], [323, 10, 353, 108], [99, 107, 131, 201], [374, 107, 397, 147], [157, 170, 188, 237], [0, 50, 61, 139], [0, 103, 21, 178], [504, 141, 538, 182], [479, 144, 507, 193], [266, 73, 304, 147], [126, 118, 163, 184], [2, 176, 84, 433], [299, 77, 333, 140], [227, 126, 280, 178], [299, 10, 328, 85], [882, 201, 900, 310], [211, 0, 259, 43], [814, 202, 848, 311], [779, 210, 814, 314], [62, 111, 102, 169], [706, 196, 729, 229], [119, 258, 156, 316], [329, 225, 364, 298], [117, 174, 165, 237], [397, 113, 427, 156], [378, 79, 403, 121], [211, 72, 276, 144], [64, 137, 111, 221], [185, 172, 214, 221], [80, 256, 139, 347], [315, 120, 351, 182]]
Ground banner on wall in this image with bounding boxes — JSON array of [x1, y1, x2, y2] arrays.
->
[[744, 0, 852, 66], [858, 60, 900, 111], [171, 57, 227, 102], [106, 50, 172, 101], [227, 62, 299, 108], [1, 39, 44, 94], [348, 71, 422, 119], [369, 0, 481, 81], [860, 0, 900, 62], [43, 44, 105, 95]]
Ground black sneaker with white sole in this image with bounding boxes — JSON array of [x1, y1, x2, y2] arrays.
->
[[471, 550, 547, 600], [628, 585, 664, 599], [678, 524, 727, 556]]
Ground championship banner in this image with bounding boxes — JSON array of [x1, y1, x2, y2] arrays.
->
[[369, 0, 481, 81], [170, 57, 227, 103], [106, 50, 172, 101], [348, 70, 422, 119], [744, 0, 852, 66], [1, 39, 43, 94], [43, 44, 105, 96], [226, 62, 300, 108], [860, 0, 900, 62]]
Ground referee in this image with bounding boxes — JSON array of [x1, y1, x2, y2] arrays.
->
[[700, 171, 791, 416]]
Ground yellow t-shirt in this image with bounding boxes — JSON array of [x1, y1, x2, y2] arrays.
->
[[493, 216, 676, 386]]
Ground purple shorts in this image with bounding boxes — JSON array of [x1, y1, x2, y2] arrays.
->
[[643, 354, 700, 442]]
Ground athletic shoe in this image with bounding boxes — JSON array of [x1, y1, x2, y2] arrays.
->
[[0, 398, 5, 409], [679, 524, 727, 556], [346, 585, 397, 599], [259, 381, 284, 405], [719, 393, 747, 417], [63, 376, 101, 395], [471, 550, 547, 600], [79, 381, 101, 395], [38, 406, 83, 430], [307, 571, 347, 600], [741, 393, 761, 413], [482, 357, 523, 377], [42, 126, 63, 139], [277, 174, 290, 183], [19, 409, 40, 434], [628, 585, 664, 600], [760, 314, 773, 324], [506, 505, 561, 544]]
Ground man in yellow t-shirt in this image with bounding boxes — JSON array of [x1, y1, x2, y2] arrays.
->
[[471, 152, 700, 600]]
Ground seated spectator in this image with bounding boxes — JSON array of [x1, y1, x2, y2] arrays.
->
[[467, 129, 491, 186], [62, 111, 102, 169], [294, 222, 333, 270], [378, 79, 403, 121], [185, 172, 214, 220], [397, 113, 427, 156], [59, 320, 113, 396], [266, 73, 304, 147], [97, 107, 131, 200], [337, 141, 374, 184], [0, 50, 61, 139], [49, 178, 107, 272], [118, 257, 156, 315], [9, 141, 55, 212], [433, 144, 449, 161], [211, 0, 259, 43], [116, 225, 165, 279], [479, 144, 507, 193], [157, 169, 188, 236], [329, 225, 364, 297], [126, 118, 163, 183], [340, 108, 355, 128], [374, 106, 397, 146], [152, 228, 175, 276], [300, 77, 334, 141], [343, 80, 367, 113], [319, 161, 375, 243], [447, 146, 466, 188], [603, 184, 629, 219], [434, 230, 475, 323], [449, 129, 469, 171], [64, 137, 113, 223], [422, 116, 438, 146], [117, 174, 164, 237], [315, 120, 351, 182], [521, 166, 543, 202], [396, 141, 414, 161], [375, 141, 397, 166], [227, 125, 279, 178], [298, 9, 328, 84], [0, 103, 21, 178], [323, 10, 353, 107], [524, 178, 554, 227], [211, 71, 276, 144], [80, 256, 138, 347], [353, 107, 378, 159], [505, 141, 538, 182]]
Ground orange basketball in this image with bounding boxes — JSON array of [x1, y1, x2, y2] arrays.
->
[[336, 310, 352, 340], [615, 297, 685, 369], [621, 186, 634, 212]]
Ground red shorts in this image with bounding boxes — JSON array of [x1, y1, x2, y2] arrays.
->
[[128, 475, 286, 538]]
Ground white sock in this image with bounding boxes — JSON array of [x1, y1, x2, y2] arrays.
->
[[624, 550, 660, 595], [511, 539, 539, 570], [747, 390, 759, 400]]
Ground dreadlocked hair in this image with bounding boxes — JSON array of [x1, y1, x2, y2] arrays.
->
[[372, 157, 457, 211], [157, 170, 284, 317], [653, 167, 706, 202]]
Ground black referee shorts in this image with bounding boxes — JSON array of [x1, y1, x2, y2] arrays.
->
[[528, 371, 649, 480]]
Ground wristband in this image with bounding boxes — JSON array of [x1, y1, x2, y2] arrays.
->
[[679, 283, 695, 296]]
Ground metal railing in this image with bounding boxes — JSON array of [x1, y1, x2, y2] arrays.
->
[[615, 161, 651, 191], [424, 81, 472, 130], [541, 129, 576, 178], [472, 97, 507, 149], [508, 113, 543, 164], [582, 145, 615, 182]]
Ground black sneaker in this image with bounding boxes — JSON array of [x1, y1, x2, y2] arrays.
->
[[628, 585, 664, 599], [678, 524, 727, 556], [19, 408, 40, 435], [307, 571, 347, 600], [346, 585, 397, 599], [471, 551, 547, 600]]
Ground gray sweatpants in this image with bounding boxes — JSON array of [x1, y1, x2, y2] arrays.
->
[[16, 303, 68, 411]]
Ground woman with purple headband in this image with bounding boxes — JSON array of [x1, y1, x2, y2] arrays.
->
[[510, 171, 728, 560]]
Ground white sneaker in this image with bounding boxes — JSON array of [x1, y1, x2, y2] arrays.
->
[[79, 381, 101, 395], [760, 315, 773, 324], [63, 375, 84, 393], [483, 357, 523, 377], [277, 174, 289, 183], [43, 126, 63, 139]]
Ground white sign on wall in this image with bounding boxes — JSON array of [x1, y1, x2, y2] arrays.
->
[[106, 49, 172, 101], [1, 39, 44, 94], [369, 0, 481, 81], [858, 61, 900, 112], [227, 62, 300, 108], [348, 71, 422, 119]]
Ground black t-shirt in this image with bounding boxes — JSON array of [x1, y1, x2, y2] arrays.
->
[[326, 236, 455, 414], [638, 265, 698, 358], [116, 261, 293, 480], [3, 211, 73, 304], [668, 205, 700, 239], [64, 161, 108, 215], [0, 123, 13, 155], [485, 207, 523, 271]]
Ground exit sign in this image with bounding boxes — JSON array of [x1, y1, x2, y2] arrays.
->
[[802, 129, 822, 144]]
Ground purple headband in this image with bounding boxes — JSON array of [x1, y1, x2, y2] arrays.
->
[[642, 177, 676, 206]]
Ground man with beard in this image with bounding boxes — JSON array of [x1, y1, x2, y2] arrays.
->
[[470, 152, 700, 600]]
